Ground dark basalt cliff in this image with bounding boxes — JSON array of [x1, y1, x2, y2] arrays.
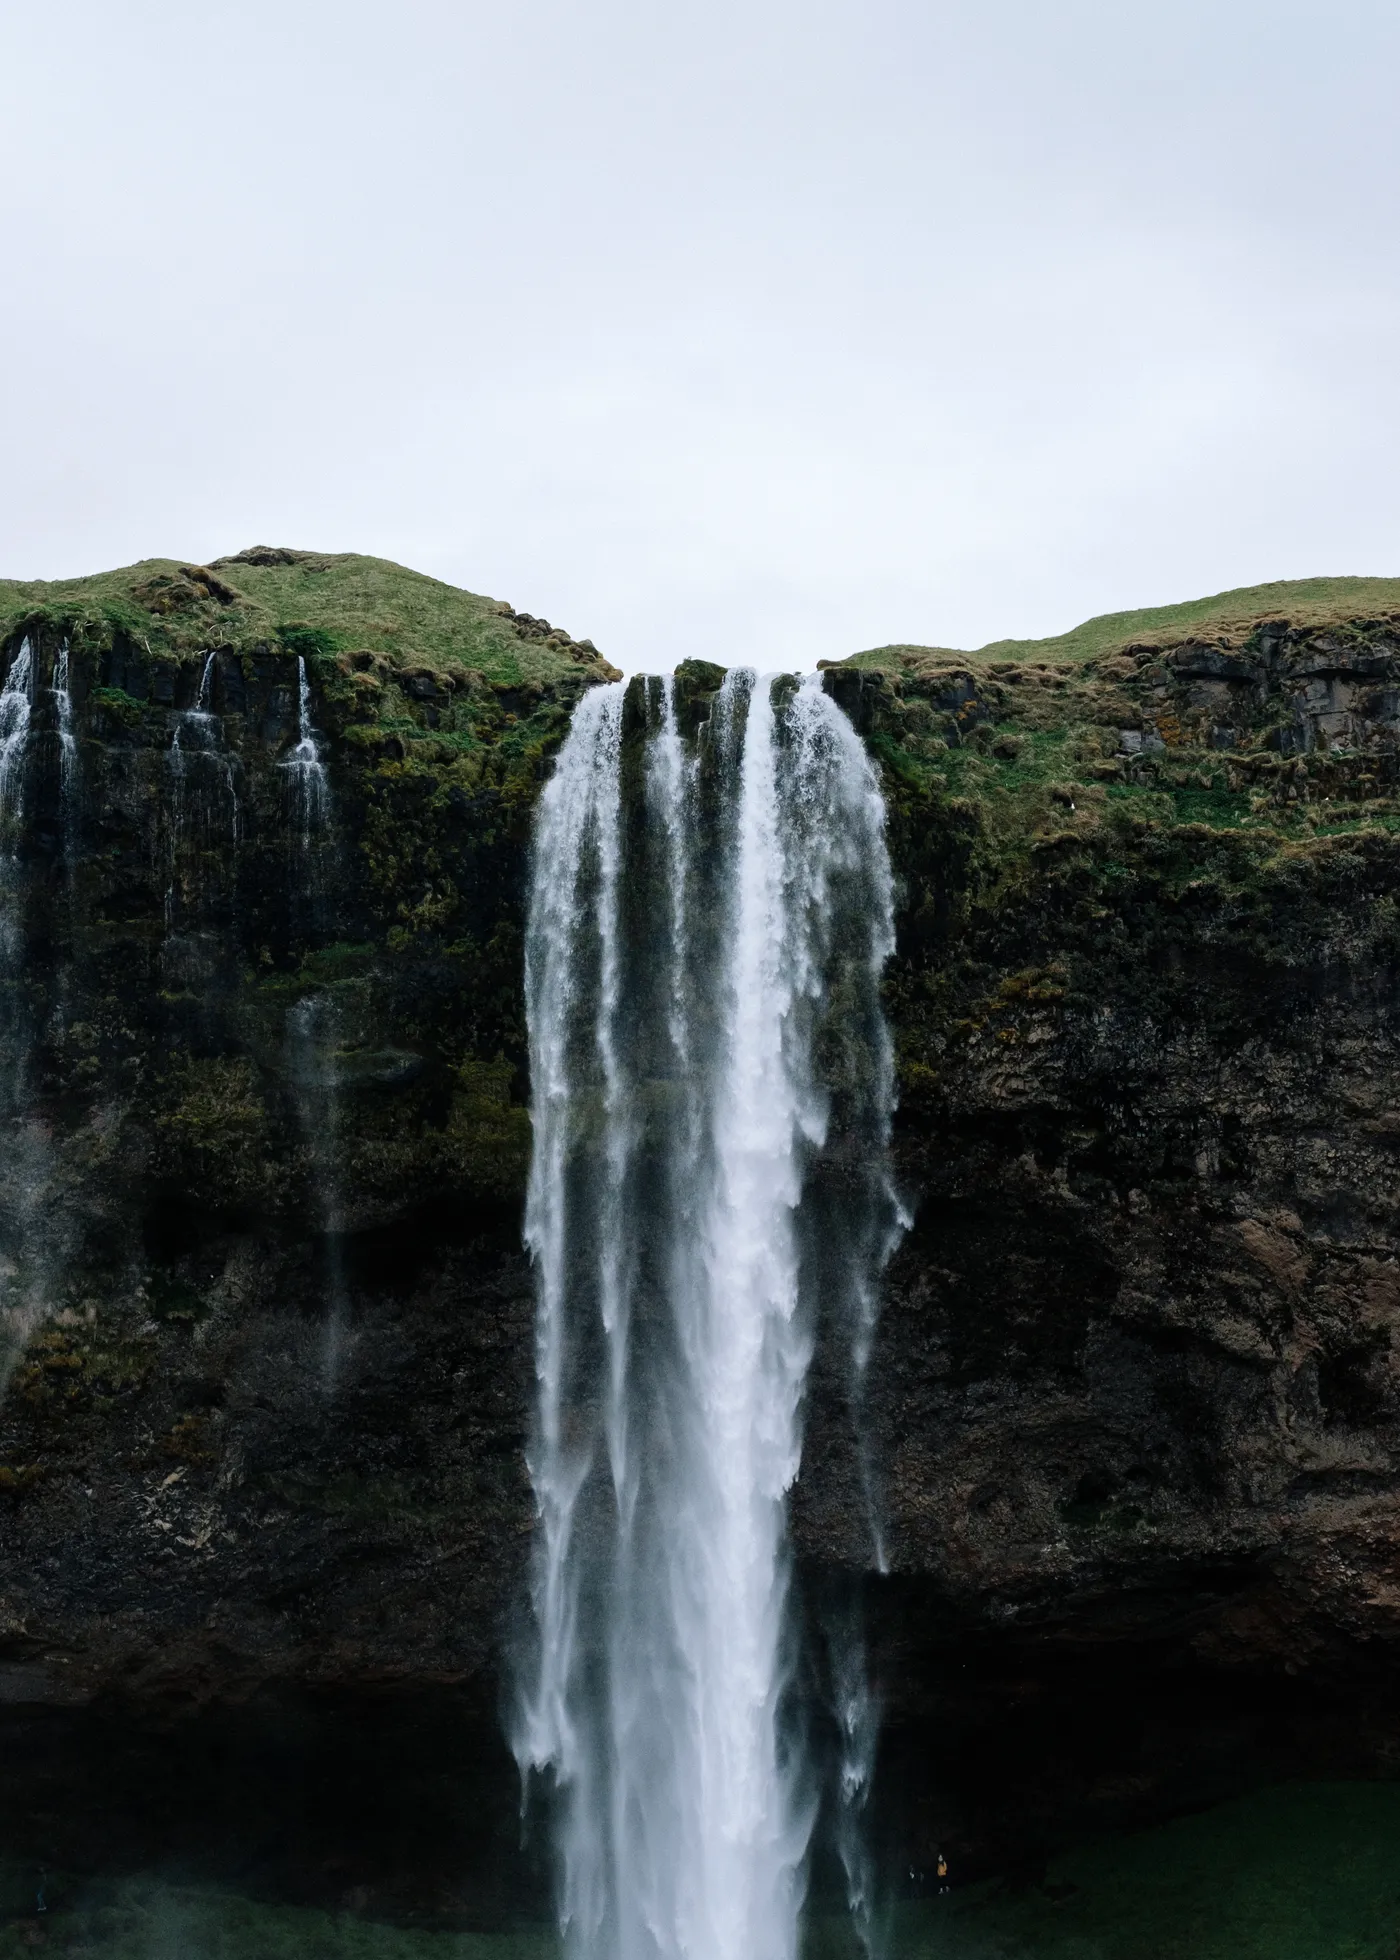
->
[[0, 551, 621, 1702], [0, 555, 1399, 1897]]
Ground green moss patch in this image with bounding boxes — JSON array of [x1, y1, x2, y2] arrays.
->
[[153, 1056, 278, 1207]]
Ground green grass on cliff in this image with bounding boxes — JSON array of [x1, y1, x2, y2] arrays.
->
[[0, 548, 613, 688], [846, 576, 1400, 672]]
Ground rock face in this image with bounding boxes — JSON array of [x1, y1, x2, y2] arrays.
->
[[2, 560, 1400, 1895], [804, 596, 1400, 1869], [0, 555, 622, 1720]]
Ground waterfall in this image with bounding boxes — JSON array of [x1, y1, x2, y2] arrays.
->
[[282, 656, 331, 840], [516, 669, 901, 1960]]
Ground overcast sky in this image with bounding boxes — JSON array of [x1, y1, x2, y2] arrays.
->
[[3, 0, 1397, 671]]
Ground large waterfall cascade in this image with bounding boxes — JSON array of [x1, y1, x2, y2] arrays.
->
[[516, 670, 904, 1960], [282, 654, 333, 842]]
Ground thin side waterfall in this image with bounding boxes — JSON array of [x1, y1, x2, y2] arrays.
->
[[53, 641, 78, 850], [44, 641, 83, 1062], [0, 639, 33, 826], [516, 670, 902, 1960], [283, 659, 341, 1364], [0, 639, 49, 1390], [169, 649, 219, 787], [168, 652, 239, 833], [827, 1594, 883, 1956], [286, 994, 349, 1391], [0, 641, 35, 1089], [166, 652, 240, 927], [282, 656, 332, 840]]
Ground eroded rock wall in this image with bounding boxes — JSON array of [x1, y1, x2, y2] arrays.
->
[[0, 616, 590, 1705], [793, 612, 1400, 1864], [0, 585, 1398, 1874]]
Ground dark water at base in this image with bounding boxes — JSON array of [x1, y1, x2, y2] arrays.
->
[[815, 1781, 1400, 1959], [0, 1782, 1397, 1957]]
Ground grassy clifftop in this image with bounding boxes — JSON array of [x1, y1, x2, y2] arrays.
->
[[0, 546, 619, 689], [845, 575, 1400, 673]]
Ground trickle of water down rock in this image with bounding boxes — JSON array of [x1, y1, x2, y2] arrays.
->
[[52, 640, 77, 835], [282, 653, 332, 841], [515, 671, 904, 1960]]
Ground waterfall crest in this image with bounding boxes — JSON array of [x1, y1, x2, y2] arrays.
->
[[516, 670, 901, 1960]]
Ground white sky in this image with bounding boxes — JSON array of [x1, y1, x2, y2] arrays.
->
[[3, 0, 1398, 671]]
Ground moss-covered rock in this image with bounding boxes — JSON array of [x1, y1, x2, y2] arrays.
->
[[0, 549, 603, 1723]]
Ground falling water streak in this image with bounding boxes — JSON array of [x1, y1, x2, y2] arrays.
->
[[800, 675, 910, 1570], [166, 653, 240, 925], [52, 643, 78, 857], [515, 683, 625, 1947], [593, 684, 631, 1522], [777, 679, 910, 1958], [42, 642, 83, 1060], [0, 641, 33, 827], [286, 995, 350, 1392], [649, 678, 694, 1074], [0, 640, 48, 1393], [668, 667, 821, 1960], [826, 1594, 881, 1956], [518, 670, 901, 1960], [606, 679, 705, 1957], [0, 641, 35, 1072], [282, 657, 332, 841]]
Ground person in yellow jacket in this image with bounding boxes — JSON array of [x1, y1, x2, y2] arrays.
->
[[936, 1851, 950, 1895]]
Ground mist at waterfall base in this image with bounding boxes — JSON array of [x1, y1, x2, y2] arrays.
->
[[514, 671, 905, 1960]]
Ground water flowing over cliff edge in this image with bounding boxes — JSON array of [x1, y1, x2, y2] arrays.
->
[[516, 673, 901, 1960], [0, 555, 1394, 1929]]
